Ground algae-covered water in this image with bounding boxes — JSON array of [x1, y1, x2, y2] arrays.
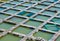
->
[[56, 36, 60, 41], [0, 34, 22, 41], [33, 31, 54, 41]]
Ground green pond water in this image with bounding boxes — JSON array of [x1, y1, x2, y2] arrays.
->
[[31, 0, 42, 3], [0, 13, 10, 19], [43, 23, 60, 32], [4, 9, 20, 14], [42, 10, 56, 16], [55, 4, 60, 8], [0, 7, 6, 11], [33, 31, 54, 41], [51, 17, 60, 24], [0, 34, 22, 41], [24, 19, 43, 27], [42, 1, 52, 5], [48, 7, 60, 11], [56, 36, 60, 41], [35, 4, 48, 9], [28, 8, 41, 13], [22, 13, 30, 16], [14, 5, 27, 10], [8, 17, 26, 23], [23, 2, 34, 6], [0, 22, 15, 30], [34, 14, 50, 21], [18, 11, 35, 17], [2, 3, 15, 8], [31, 1, 39, 3], [10, 1, 22, 5], [20, 12, 32, 17], [13, 26, 33, 35]]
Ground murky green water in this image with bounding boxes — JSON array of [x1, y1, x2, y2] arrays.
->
[[8, 17, 26, 23], [34, 14, 50, 21], [13, 26, 33, 35], [10, 1, 22, 5], [18, 11, 35, 17], [43, 23, 60, 32], [51, 17, 60, 24], [14, 5, 27, 10], [4, 9, 20, 14], [24, 19, 43, 27], [48, 7, 60, 11], [23, 2, 34, 6], [35, 4, 48, 9], [56, 36, 60, 41], [0, 13, 10, 19], [42, 10, 56, 16], [0, 7, 6, 11], [33, 31, 54, 41], [2, 3, 15, 8], [28, 8, 41, 13], [0, 34, 21, 41], [42, 1, 52, 5], [0, 22, 15, 30], [55, 4, 60, 8]]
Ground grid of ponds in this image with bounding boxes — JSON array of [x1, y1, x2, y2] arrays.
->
[[0, 0, 60, 41]]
